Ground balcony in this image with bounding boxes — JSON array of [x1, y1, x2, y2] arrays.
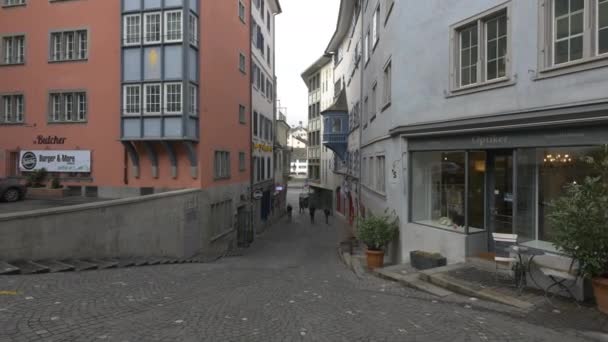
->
[[322, 90, 348, 160]]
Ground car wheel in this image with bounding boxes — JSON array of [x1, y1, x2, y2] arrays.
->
[[2, 188, 21, 202]]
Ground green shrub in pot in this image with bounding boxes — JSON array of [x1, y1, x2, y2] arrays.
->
[[357, 210, 399, 251]]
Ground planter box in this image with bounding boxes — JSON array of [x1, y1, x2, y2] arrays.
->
[[410, 251, 447, 270], [27, 187, 68, 200]]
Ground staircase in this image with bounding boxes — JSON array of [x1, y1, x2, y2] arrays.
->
[[0, 256, 216, 276]]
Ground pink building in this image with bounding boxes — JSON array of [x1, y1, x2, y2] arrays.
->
[[0, 0, 258, 239]]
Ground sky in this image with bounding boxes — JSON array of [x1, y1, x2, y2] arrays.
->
[[275, 0, 340, 128]]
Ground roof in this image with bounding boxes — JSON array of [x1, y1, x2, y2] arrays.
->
[[301, 55, 332, 83], [325, 0, 357, 54], [323, 89, 348, 113], [269, 0, 282, 14]]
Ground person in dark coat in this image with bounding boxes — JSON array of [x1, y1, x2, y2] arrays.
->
[[286, 204, 293, 222], [323, 208, 331, 224], [309, 205, 316, 224]]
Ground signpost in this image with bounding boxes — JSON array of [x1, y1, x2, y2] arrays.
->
[[253, 190, 263, 200]]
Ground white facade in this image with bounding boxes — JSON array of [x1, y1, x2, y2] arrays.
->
[[287, 124, 308, 149], [352, 0, 608, 266], [290, 158, 308, 176], [251, 0, 281, 230]]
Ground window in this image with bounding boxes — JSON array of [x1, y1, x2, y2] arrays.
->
[[189, 14, 198, 46], [376, 156, 386, 193], [239, 53, 246, 73], [412, 151, 469, 232], [459, 24, 479, 87], [214, 151, 231, 179], [553, 0, 584, 65], [2, 0, 25, 6], [267, 45, 271, 65], [239, 152, 246, 171], [539, 0, 608, 74], [144, 83, 161, 114], [372, 5, 380, 47], [239, 0, 246, 23], [165, 10, 183, 42], [48, 92, 86, 123], [1, 35, 24, 65], [239, 104, 246, 124], [384, 0, 395, 24], [383, 60, 391, 107], [124, 85, 141, 115], [363, 96, 369, 126], [486, 14, 508, 80], [0, 94, 24, 124], [267, 11, 271, 31], [189, 84, 197, 115], [144, 12, 161, 44], [370, 83, 377, 121], [253, 111, 258, 136], [451, 5, 511, 91], [124, 14, 141, 46], [49, 30, 87, 61], [600, 0, 608, 55], [164, 83, 182, 114]]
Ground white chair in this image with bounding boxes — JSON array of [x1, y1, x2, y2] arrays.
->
[[492, 233, 519, 283]]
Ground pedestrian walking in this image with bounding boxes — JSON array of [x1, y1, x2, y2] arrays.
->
[[286, 204, 293, 222], [299, 197, 304, 214], [323, 208, 331, 225], [309, 205, 316, 224]]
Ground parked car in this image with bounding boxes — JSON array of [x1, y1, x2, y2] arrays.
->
[[0, 178, 27, 202]]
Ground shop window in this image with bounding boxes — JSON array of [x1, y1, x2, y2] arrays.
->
[[517, 145, 607, 250], [412, 151, 469, 232]]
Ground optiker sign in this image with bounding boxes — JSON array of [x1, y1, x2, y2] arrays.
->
[[471, 135, 508, 147]]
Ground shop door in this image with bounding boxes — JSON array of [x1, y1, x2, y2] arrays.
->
[[487, 150, 514, 250]]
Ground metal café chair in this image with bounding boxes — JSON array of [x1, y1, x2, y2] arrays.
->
[[492, 233, 520, 285]]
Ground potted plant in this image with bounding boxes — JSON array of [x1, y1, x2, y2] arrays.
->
[[549, 148, 608, 313], [410, 250, 447, 270], [357, 210, 399, 269]]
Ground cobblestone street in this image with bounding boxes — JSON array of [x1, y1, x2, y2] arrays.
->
[[0, 189, 597, 341]]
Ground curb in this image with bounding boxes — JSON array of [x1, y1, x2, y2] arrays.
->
[[418, 268, 535, 311], [337, 244, 365, 279]]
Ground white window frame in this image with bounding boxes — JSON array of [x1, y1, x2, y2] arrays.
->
[[123, 85, 141, 115], [552, 0, 585, 65], [449, 3, 512, 94], [3, 37, 12, 64], [189, 14, 198, 46], [239, 0, 246, 23], [51, 94, 61, 122], [77, 93, 86, 121], [3, 96, 12, 122], [15, 95, 23, 122], [485, 13, 509, 81], [123, 14, 141, 46], [15, 36, 24, 63], [383, 59, 392, 107], [164, 82, 182, 114], [372, 5, 380, 47], [189, 84, 197, 115], [164, 10, 183, 43], [144, 12, 162, 44], [52, 33, 61, 61], [144, 83, 161, 115], [65, 32, 75, 60], [64, 93, 73, 121], [78, 31, 87, 59]]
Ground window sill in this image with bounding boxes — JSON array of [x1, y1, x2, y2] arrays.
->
[[48, 58, 88, 64], [372, 39, 379, 53], [370, 114, 376, 122], [1, 4, 26, 8], [0, 122, 25, 125], [0, 62, 25, 67], [381, 101, 391, 112], [363, 123, 368, 129], [535, 54, 608, 80], [47, 121, 87, 125], [446, 77, 515, 98]]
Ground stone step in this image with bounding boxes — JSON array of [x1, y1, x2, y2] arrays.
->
[[0, 261, 20, 275], [87, 259, 119, 270], [11, 260, 50, 275], [37, 260, 75, 273], [64, 259, 98, 272], [133, 258, 150, 267], [117, 259, 136, 268], [146, 258, 162, 266]]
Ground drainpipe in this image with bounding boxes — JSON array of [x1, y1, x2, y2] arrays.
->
[[357, 3, 364, 222]]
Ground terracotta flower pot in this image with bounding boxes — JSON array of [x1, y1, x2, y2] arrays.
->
[[592, 277, 608, 314], [366, 249, 384, 269]]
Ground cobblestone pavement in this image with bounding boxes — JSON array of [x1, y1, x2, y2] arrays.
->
[[0, 190, 598, 341]]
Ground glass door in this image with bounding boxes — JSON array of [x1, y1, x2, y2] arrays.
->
[[487, 150, 514, 250]]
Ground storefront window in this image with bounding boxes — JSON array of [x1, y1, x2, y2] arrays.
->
[[517, 145, 607, 250], [412, 151, 467, 232]]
